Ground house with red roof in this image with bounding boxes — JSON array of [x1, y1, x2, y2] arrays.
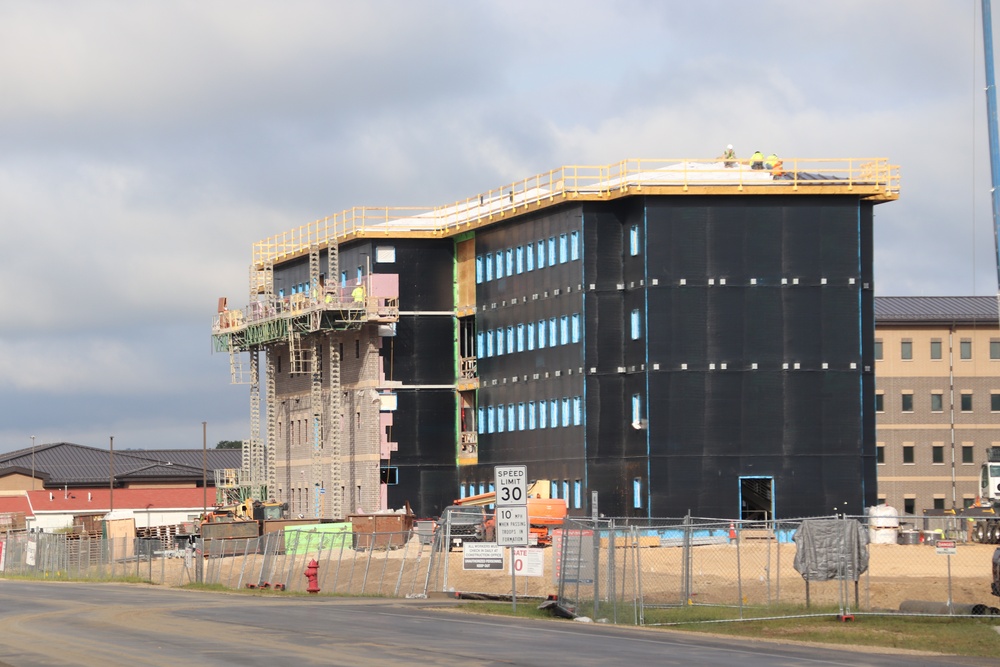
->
[[0, 442, 241, 532]]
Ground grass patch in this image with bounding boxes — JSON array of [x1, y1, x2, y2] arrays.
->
[[460, 601, 1000, 658], [672, 613, 1000, 658], [462, 601, 557, 620]]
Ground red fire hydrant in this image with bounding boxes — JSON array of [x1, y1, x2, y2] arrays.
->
[[304, 558, 320, 594]]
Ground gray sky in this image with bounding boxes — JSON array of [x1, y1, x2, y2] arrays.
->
[[0, 0, 995, 454]]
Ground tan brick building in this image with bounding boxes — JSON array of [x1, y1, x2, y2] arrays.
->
[[875, 296, 1000, 514]]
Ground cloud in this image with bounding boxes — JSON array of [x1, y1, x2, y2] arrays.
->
[[0, 0, 996, 453]]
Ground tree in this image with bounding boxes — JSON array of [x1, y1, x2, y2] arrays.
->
[[215, 440, 243, 450]]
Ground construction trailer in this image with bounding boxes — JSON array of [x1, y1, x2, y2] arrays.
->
[[213, 156, 898, 520]]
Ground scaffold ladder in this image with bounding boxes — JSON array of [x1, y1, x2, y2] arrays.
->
[[265, 348, 277, 501], [228, 338, 249, 385], [328, 335, 343, 521], [311, 337, 325, 518]]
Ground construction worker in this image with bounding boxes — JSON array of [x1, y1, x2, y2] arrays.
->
[[750, 150, 764, 170], [722, 144, 736, 168], [765, 153, 778, 170], [770, 156, 785, 177], [351, 284, 366, 304]]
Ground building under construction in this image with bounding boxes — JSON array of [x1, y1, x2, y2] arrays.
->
[[211, 157, 899, 520]]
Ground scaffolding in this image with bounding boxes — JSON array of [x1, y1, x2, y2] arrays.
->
[[211, 239, 395, 519]]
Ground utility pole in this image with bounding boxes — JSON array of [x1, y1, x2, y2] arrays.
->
[[109, 436, 114, 512], [30, 435, 35, 491], [202, 421, 208, 514]]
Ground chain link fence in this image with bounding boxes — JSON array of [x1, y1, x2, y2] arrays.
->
[[0, 528, 434, 596], [3, 513, 998, 626], [553, 515, 1000, 625]]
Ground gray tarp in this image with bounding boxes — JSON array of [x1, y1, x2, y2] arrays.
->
[[793, 518, 869, 582]]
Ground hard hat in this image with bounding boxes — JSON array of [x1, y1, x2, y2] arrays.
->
[[727, 144, 733, 150]]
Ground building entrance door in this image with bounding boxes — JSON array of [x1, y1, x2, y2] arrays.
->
[[739, 476, 773, 521]]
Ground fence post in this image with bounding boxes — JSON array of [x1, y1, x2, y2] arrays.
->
[[592, 519, 600, 619], [765, 519, 772, 605], [775, 520, 782, 604], [736, 520, 743, 620], [681, 513, 692, 604], [442, 512, 452, 592], [634, 525, 644, 626], [394, 530, 411, 597], [197, 536, 205, 584], [594, 520, 618, 623]]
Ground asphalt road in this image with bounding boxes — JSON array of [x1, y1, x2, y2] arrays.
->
[[0, 580, 993, 667]]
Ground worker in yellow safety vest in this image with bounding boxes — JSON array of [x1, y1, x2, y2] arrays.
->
[[351, 285, 366, 303], [722, 144, 736, 168], [766, 153, 784, 177], [749, 151, 764, 170]]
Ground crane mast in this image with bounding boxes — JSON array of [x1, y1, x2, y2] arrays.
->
[[984, 0, 1000, 294]]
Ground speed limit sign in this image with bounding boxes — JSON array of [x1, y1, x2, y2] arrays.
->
[[494, 465, 527, 506]]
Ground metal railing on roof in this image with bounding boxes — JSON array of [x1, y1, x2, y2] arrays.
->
[[251, 157, 900, 267]]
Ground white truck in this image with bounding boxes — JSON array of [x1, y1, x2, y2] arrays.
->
[[968, 447, 1000, 543]]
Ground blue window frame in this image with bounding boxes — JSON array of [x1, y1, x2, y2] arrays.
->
[[477, 407, 485, 434], [570, 231, 580, 261], [632, 393, 641, 425], [549, 317, 558, 347], [550, 399, 559, 427], [548, 237, 556, 266], [485, 256, 493, 282], [633, 478, 642, 508], [506, 248, 514, 277], [537, 241, 546, 269], [629, 225, 640, 256], [517, 403, 525, 431], [487, 406, 495, 433], [571, 313, 581, 343], [475, 256, 484, 284], [539, 400, 547, 429], [496, 328, 505, 356], [495, 251, 504, 279], [340, 271, 347, 287], [528, 402, 536, 430], [497, 404, 505, 433], [526, 244, 534, 271], [573, 480, 581, 509], [631, 309, 641, 340], [562, 480, 570, 501], [561, 398, 570, 427], [537, 320, 546, 349], [357, 267, 363, 283], [527, 322, 535, 351], [559, 233, 568, 264], [506, 326, 514, 353], [551, 480, 559, 499], [516, 246, 524, 274], [486, 330, 494, 357], [573, 396, 582, 425], [517, 323, 525, 352], [476, 332, 484, 358], [560, 315, 569, 345], [507, 404, 516, 431]]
